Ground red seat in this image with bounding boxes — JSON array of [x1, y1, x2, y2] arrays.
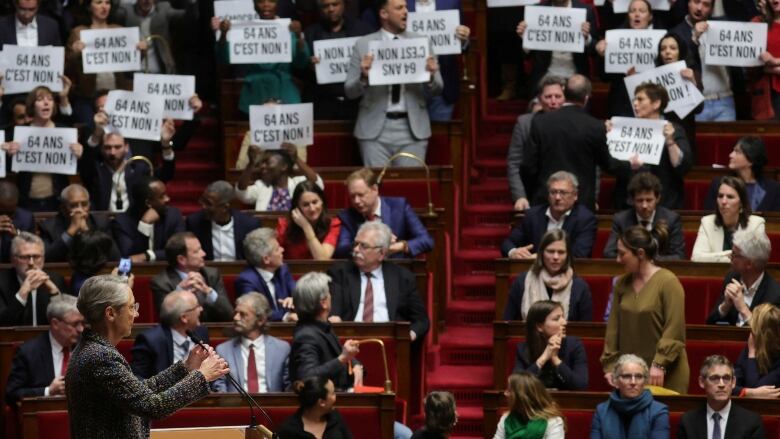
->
[[685, 340, 745, 394], [131, 277, 156, 324]]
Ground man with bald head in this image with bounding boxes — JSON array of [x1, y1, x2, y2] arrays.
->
[[130, 289, 210, 379], [0, 181, 34, 263], [38, 184, 118, 262]]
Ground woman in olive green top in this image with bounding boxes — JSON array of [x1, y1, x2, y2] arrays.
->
[[601, 226, 689, 394]]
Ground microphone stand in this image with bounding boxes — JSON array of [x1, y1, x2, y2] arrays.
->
[[187, 331, 277, 439]]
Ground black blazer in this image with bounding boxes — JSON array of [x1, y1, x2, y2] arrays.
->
[[677, 402, 764, 439], [706, 272, 780, 325], [185, 209, 261, 261], [603, 207, 686, 260], [111, 208, 184, 260], [513, 336, 588, 390], [0, 207, 35, 263], [0, 14, 62, 48], [327, 260, 430, 340], [500, 203, 597, 258], [703, 176, 780, 213], [503, 272, 593, 322], [38, 212, 118, 262], [149, 266, 233, 322], [0, 269, 69, 326], [130, 324, 209, 379], [289, 320, 354, 390], [5, 332, 55, 403]]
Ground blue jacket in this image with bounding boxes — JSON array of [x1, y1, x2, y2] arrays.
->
[[513, 336, 589, 390], [335, 196, 433, 258], [130, 325, 210, 379], [234, 264, 296, 322], [111, 208, 185, 260], [500, 203, 597, 258]]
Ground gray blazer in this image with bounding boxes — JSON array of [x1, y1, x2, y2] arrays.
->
[[213, 335, 291, 393], [344, 30, 443, 140]]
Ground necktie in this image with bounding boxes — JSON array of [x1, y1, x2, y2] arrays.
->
[[180, 340, 190, 360], [640, 220, 650, 229], [247, 344, 259, 393], [366, 213, 376, 222], [391, 36, 400, 104], [60, 347, 70, 377], [363, 272, 374, 322], [712, 412, 722, 439]]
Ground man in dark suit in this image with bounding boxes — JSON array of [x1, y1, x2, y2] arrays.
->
[[5, 295, 83, 403], [0, 181, 35, 263], [150, 232, 233, 322], [38, 184, 119, 262], [501, 171, 597, 259], [603, 173, 685, 260], [707, 229, 780, 326], [185, 181, 261, 261], [235, 228, 297, 322], [335, 168, 433, 258], [522, 74, 621, 211], [329, 221, 429, 342], [678, 355, 764, 439], [111, 176, 184, 263], [130, 290, 210, 379], [0, 232, 69, 326], [214, 293, 291, 393]]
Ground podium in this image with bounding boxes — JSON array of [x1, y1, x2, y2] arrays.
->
[[151, 425, 273, 438]]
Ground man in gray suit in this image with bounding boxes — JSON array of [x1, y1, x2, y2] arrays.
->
[[344, 0, 443, 167], [214, 292, 290, 393]]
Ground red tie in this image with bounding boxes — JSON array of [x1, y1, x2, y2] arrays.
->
[[366, 213, 376, 222], [247, 344, 259, 393], [363, 273, 374, 322], [60, 347, 70, 377]]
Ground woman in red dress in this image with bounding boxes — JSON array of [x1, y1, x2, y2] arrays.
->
[[276, 181, 341, 260]]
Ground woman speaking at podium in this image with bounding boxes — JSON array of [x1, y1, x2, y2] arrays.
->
[[66, 275, 229, 438]]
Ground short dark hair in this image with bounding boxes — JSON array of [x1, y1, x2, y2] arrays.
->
[[129, 176, 160, 217], [634, 82, 669, 113], [627, 172, 662, 198], [736, 136, 768, 180], [424, 391, 457, 435], [25, 86, 57, 118], [291, 376, 330, 409], [699, 355, 733, 378], [165, 232, 197, 267]]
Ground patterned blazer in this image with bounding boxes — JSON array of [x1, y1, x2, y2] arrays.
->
[[66, 329, 210, 439]]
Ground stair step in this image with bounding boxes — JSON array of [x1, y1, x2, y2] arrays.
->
[[426, 365, 493, 406], [445, 300, 495, 326], [453, 251, 499, 274], [452, 274, 497, 299], [450, 406, 485, 437], [461, 204, 513, 227], [460, 225, 508, 249]]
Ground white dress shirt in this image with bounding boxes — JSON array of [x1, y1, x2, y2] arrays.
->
[[211, 218, 237, 261], [545, 208, 571, 232], [241, 335, 267, 392], [45, 332, 66, 397], [108, 169, 130, 213], [706, 401, 731, 439], [137, 221, 156, 261], [16, 17, 38, 47], [171, 329, 193, 363], [738, 273, 764, 327], [355, 266, 390, 322]]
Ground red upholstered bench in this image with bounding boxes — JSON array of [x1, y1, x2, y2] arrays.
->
[[131, 276, 156, 324], [696, 133, 780, 167], [685, 340, 745, 395]]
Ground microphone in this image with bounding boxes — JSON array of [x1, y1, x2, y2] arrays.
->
[[187, 330, 277, 438]]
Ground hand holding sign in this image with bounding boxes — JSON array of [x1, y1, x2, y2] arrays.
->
[[367, 38, 431, 85], [606, 117, 667, 166], [104, 90, 165, 141], [701, 21, 767, 67], [11, 126, 80, 175], [522, 6, 588, 53]]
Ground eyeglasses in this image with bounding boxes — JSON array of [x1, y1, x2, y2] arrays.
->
[[128, 302, 140, 314], [14, 254, 43, 262], [549, 190, 575, 197], [61, 319, 86, 329], [618, 373, 646, 383], [67, 201, 90, 210], [352, 241, 382, 251], [705, 374, 733, 384]]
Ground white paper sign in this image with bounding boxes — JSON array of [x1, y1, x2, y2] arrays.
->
[[607, 117, 667, 165], [624, 61, 704, 118], [249, 103, 313, 148], [523, 6, 587, 53], [0, 130, 4, 178], [104, 90, 165, 141], [213, 0, 260, 39], [593, 0, 605, 6], [408, 10, 462, 56], [1, 46, 64, 95], [313, 37, 359, 84], [227, 19, 292, 64], [605, 29, 666, 73], [81, 27, 141, 74], [11, 126, 78, 175], [487, 0, 538, 6], [133, 73, 196, 120], [702, 21, 767, 67], [613, 0, 670, 12], [368, 38, 430, 86]]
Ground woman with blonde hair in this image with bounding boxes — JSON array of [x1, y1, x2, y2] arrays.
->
[[493, 372, 564, 439], [734, 303, 780, 398]]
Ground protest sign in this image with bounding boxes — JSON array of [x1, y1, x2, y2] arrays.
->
[[213, 0, 260, 39], [133, 73, 196, 120], [313, 37, 359, 84], [624, 61, 704, 118], [11, 126, 78, 175], [368, 38, 430, 85], [408, 10, 462, 55], [522, 6, 587, 53], [227, 19, 292, 64], [487, 0, 538, 6], [104, 90, 165, 141], [249, 103, 313, 148], [81, 27, 141, 74], [1, 45, 64, 95], [702, 21, 767, 67], [0, 130, 4, 178], [604, 29, 666, 73], [607, 117, 667, 165], [613, 0, 670, 12]]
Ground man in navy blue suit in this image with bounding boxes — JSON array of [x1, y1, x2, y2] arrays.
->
[[235, 228, 297, 322], [5, 295, 83, 403], [501, 171, 597, 259], [0, 182, 35, 263], [335, 168, 433, 258], [130, 290, 210, 379], [185, 181, 261, 261], [111, 176, 184, 263]]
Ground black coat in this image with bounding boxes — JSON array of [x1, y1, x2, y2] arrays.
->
[[5, 332, 56, 403], [290, 320, 354, 390], [38, 212, 119, 262], [677, 403, 764, 439], [603, 207, 686, 260], [185, 209, 261, 261], [130, 325, 209, 379], [707, 272, 780, 325], [0, 269, 69, 326], [111, 208, 184, 260], [500, 203, 597, 258]]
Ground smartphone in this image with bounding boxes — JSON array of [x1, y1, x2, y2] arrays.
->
[[118, 258, 132, 276]]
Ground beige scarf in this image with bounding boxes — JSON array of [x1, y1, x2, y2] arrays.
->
[[521, 267, 574, 320]]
